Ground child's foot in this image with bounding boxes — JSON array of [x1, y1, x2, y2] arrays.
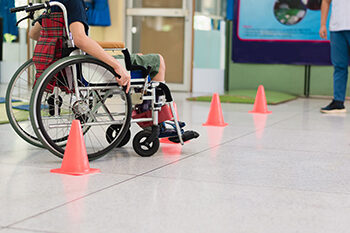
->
[[158, 122, 184, 138], [164, 120, 186, 128]]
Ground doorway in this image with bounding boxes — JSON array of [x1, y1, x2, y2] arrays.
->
[[126, 0, 193, 91]]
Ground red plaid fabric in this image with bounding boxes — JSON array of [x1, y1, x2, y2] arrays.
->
[[33, 12, 66, 82]]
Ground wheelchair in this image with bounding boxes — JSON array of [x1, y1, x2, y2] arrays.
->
[[7, 2, 198, 161], [6, 58, 42, 147]]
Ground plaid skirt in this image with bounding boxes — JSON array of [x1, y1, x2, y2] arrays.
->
[[32, 12, 66, 86]]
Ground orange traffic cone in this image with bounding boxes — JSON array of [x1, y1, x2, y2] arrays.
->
[[249, 85, 272, 114], [51, 120, 100, 176], [203, 93, 228, 127]]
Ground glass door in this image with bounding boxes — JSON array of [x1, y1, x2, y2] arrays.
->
[[126, 0, 193, 91]]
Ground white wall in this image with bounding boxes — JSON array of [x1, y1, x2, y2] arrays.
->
[[192, 20, 226, 94], [193, 68, 225, 94], [0, 28, 27, 84]]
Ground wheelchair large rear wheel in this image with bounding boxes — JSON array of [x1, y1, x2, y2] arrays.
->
[[5, 59, 42, 147], [30, 56, 132, 161]]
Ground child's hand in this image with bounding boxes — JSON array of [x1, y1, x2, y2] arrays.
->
[[115, 67, 131, 93]]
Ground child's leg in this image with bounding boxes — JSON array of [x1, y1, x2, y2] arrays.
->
[[152, 55, 166, 82]]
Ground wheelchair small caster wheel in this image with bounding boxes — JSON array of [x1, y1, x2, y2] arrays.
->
[[133, 130, 159, 157], [47, 95, 63, 116], [106, 125, 131, 147]]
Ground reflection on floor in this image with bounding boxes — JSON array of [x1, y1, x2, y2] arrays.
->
[[0, 84, 349, 233]]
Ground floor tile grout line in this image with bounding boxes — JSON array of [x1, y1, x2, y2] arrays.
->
[[0, 161, 141, 177], [1, 226, 60, 233], [226, 143, 350, 155], [6, 128, 258, 227], [142, 173, 350, 197], [130, 118, 297, 176], [3, 111, 301, 178], [5, 174, 141, 228], [224, 108, 350, 155], [3, 109, 313, 227], [0, 112, 299, 173]]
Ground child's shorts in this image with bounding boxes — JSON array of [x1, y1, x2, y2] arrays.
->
[[113, 54, 160, 79]]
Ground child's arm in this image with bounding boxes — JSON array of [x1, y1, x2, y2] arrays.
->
[[28, 22, 42, 41], [69, 22, 131, 93]]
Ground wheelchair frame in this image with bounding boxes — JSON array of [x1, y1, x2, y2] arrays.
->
[[7, 1, 184, 160]]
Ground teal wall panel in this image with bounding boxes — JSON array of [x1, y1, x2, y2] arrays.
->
[[228, 63, 305, 96], [194, 30, 221, 69], [309, 66, 333, 96]]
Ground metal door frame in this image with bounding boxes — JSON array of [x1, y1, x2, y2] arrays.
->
[[125, 0, 193, 91]]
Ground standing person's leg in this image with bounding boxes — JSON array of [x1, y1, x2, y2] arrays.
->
[[321, 31, 349, 113], [332, 31, 349, 102]]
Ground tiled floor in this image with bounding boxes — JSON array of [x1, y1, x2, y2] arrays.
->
[[1, 84, 350, 233]]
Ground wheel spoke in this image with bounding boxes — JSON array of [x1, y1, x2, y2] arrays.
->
[[6, 59, 41, 147], [33, 57, 131, 160]]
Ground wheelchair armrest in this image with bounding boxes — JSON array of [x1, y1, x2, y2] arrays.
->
[[157, 82, 173, 102], [122, 49, 149, 78], [97, 41, 125, 49]]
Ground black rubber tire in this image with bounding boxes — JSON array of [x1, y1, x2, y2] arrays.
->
[[117, 129, 131, 148], [132, 130, 159, 157], [30, 55, 132, 161], [5, 59, 43, 148], [106, 125, 131, 147]]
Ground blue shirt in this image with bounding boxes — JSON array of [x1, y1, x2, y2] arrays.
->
[[0, 0, 18, 37], [50, 0, 89, 34]]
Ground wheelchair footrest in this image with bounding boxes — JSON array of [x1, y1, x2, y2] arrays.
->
[[168, 130, 200, 144]]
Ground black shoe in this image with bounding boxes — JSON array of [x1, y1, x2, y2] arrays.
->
[[320, 100, 346, 113], [168, 130, 200, 143]]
